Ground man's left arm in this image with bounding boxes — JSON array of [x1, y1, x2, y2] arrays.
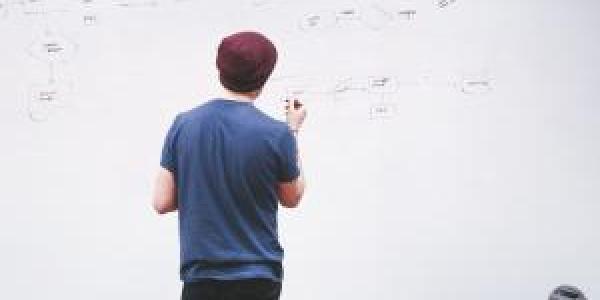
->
[[152, 167, 177, 214], [154, 115, 182, 215]]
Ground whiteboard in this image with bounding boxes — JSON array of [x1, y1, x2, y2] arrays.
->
[[1, 0, 599, 299]]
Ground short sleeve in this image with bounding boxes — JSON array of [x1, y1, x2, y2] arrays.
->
[[160, 115, 182, 173], [276, 129, 300, 182]]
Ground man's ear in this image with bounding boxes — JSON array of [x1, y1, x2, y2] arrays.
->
[[248, 89, 262, 99]]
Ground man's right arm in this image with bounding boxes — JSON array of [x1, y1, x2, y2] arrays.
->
[[277, 145, 305, 208], [277, 99, 306, 209]]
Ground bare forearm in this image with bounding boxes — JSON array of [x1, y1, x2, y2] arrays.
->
[[153, 167, 178, 214], [278, 98, 307, 208]]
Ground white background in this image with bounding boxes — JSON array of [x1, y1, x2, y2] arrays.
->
[[1, 0, 599, 299]]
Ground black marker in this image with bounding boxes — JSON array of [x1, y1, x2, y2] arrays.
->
[[285, 99, 303, 109]]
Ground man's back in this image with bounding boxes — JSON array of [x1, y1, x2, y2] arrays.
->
[[153, 31, 306, 300], [160, 98, 299, 282]]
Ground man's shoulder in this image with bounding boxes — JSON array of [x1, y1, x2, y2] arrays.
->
[[175, 99, 290, 136], [173, 100, 220, 124], [185, 99, 219, 116], [249, 110, 291, 140], [253, 111, 288, 131]]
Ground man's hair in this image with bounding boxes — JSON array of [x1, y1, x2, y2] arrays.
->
[[216, 31, 278, 93]]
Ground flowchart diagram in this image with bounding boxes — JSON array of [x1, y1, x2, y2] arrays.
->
[[1, 0, 493, 122], [267, 70, 493, 121], [299, 4, 418, 32], [27, 81, 72, 122], [25, 29, 77, 122]]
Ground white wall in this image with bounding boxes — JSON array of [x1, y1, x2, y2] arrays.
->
[[1, 0, 599, 299]]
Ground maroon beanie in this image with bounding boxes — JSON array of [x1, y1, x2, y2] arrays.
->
[[216, 31, 278, 93]]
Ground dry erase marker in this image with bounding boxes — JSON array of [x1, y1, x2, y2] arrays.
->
[[284, 98, 303, 109]]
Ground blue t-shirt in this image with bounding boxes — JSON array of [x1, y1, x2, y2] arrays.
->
[[160, 98, 300, 282]]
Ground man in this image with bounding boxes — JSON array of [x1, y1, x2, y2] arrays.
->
[[152, 31, 306, 300]]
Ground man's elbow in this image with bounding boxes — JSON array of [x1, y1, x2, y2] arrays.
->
[[277, 180, 305, 208], [279, 193, 303, 208], [154, 205, 170, 215], [153, 198, 177, 215], [280, 201, 299, 209]]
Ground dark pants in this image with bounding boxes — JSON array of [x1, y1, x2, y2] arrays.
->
[[182, 279, 281, 300]]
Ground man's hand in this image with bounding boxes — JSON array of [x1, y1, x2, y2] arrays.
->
[[285, 99, 306, 132], [278, 98, 306, 208]]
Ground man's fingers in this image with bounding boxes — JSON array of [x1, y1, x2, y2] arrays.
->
[[284, 98, 306, 115], [284, 99, 292, 112]]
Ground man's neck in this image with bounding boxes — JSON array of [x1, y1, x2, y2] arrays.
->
[[223, 88, 259, 103]]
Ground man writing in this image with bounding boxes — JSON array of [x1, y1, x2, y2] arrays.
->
[[152, 31, 306, 300]]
